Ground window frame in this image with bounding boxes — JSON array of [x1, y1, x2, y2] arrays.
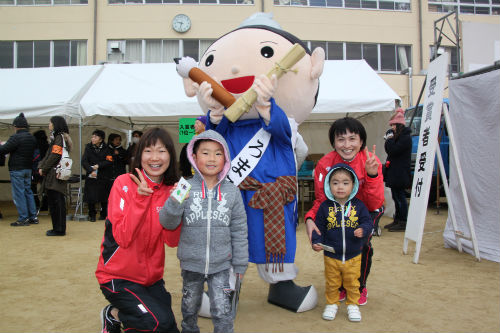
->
[[0, 40, 87, 68], [427, 0, 499, 15], [0, 0, 88, 4], [309, 40, 412, 73], [273, 0, 410, 10], [107, 38, 217, 64]]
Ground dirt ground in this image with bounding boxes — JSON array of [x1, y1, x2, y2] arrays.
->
[[0, 201, 498, 333]]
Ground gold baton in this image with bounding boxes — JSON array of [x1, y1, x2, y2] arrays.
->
[[224, 43, 306, 123]]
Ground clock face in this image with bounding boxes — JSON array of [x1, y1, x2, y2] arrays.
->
[[172, 14, 191, 33]]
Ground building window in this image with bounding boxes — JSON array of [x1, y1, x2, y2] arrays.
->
[[17, 41, 34, 68], [363, 43, 378, 69], [0, 42, 14, 68], [309, 41, 412, 73], [0, 0, 87, 4], [274, 0, 410, 10], [428, 0, 499, 15], [0, 40, 87, 68], [429, 45, 459, 73], [108, 0, 253, 3], [107, 39, 216, 64], [327, 42, 344, 60], [34, 41, 50, 67]]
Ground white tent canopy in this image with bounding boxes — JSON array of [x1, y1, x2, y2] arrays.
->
[[0, 60, 399, 204], [1, 60, 399, 127], [312, 60, 398, 119], [79, 63, 202, 126], [0, 65, 103, 125]]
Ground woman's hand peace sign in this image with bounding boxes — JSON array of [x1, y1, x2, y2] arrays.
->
[[129, 168, 154, 196], [365, 145, 379, 177]]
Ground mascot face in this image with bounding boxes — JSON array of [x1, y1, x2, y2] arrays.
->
[[198, 27, 324, 123]]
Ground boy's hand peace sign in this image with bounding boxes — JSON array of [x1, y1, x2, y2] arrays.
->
[[365, 145, 379, 177], [129, 168, 154, 196]]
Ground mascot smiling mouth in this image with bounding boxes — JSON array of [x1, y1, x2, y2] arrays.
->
[[221, 76, 255, 94]]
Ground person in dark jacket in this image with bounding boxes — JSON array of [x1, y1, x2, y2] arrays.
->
[[383, 108, 412, 231], [0, 113, 38, 226], [82, 129, 113, 222], [38, 116, 72, 236], [312, 163, 372, 322], [32, 129, 49, 211], [106, 133, 128, 196]]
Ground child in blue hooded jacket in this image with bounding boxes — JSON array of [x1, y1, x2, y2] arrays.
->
[[312, 163, 372, 323]]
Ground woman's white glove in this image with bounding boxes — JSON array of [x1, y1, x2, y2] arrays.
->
[[384, 130, 394, 140], [195, 80, 225, 124], [252, 74, 278, 123]]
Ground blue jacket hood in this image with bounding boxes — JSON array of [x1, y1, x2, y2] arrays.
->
[[323, 163, 359, 204]]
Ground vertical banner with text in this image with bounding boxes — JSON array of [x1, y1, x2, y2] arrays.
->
[[179, 118, 196, 143], [405, 54, 449, 245]]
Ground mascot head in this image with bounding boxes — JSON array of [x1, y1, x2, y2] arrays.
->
[[183, 13, 325, 124]]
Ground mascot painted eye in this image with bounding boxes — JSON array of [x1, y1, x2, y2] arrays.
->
[[260, 46, 274, 58], [205, 54, 214, 67]]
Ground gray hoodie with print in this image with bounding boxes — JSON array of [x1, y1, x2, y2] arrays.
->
[[159, 130, 248, 275]]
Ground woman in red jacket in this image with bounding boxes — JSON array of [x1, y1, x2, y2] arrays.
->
[[96, 128, 181, 333], [305, 117, 384, 307]]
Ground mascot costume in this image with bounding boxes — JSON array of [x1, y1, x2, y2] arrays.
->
[[176, 12, 325, 313]]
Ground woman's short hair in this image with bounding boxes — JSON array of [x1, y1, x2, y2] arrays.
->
[[131, 127, 178, 186], [92, 129, 106, 141], [49, 116, 69, 135], [328, 117, 367, 151], [108, 133, 122, 145]]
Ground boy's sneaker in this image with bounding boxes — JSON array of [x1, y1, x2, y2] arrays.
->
[[29, 217, 39, 224], [322, 304, 338, 321], [347, 304, 362, 322], [339, 289, 346, 302], [358, 287, 368, 305], [101, 305, 121, 333]]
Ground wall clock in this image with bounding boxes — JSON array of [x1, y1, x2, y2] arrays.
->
[[172, 14, 191, 33]]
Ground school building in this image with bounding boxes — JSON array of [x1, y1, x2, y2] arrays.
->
[[0, 1, 498, 108]]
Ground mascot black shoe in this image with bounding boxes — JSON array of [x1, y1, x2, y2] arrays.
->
[[268, 280, 317, 312]]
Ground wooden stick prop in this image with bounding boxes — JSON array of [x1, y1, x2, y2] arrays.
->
[[224, 43, 306, 123], [175, 57, 236, 109]]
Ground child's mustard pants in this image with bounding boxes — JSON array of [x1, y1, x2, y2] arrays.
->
[[324, 254, 361, 305]]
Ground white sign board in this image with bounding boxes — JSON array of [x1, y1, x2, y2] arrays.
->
[[404, 54, 448, 262]]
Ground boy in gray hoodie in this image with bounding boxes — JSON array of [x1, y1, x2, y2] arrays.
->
[[160, 130, 248, 333]]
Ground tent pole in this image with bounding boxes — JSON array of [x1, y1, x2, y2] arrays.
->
[[73, 116, 87, 221]]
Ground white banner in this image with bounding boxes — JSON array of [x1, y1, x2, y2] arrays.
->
[[405, 54, 449, 242], [227, 128, 271, 186]]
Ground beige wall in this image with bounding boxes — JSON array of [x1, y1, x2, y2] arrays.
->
[[0, 6, 94, 40]]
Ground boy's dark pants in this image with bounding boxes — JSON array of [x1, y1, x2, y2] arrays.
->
[[100, 278, 179, 333], [181, 269, 233, 333]]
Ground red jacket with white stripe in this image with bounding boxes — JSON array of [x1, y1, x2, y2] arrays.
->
[[95, 171, 181, 286], [305, 150, 384, 221]]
